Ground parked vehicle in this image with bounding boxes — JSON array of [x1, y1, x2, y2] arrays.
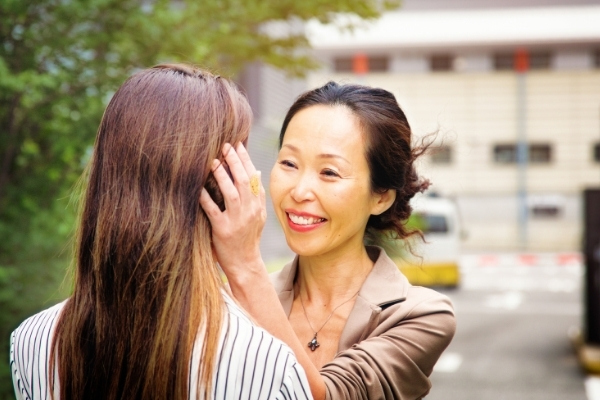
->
[[392, 194, 462, 287]]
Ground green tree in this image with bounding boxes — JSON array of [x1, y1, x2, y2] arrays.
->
[[0, 0, 400, 396]]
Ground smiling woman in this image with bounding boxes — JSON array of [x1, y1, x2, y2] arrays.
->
[[270, 105, 384, 261], [201, 81, 456, 400]]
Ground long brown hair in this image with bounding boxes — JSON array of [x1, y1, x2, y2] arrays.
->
[[50, 64, 252, 400]]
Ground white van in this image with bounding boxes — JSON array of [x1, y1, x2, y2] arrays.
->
[[392, 194, 461, 287]]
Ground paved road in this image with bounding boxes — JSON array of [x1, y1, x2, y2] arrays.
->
[[426, 253, 589, 400]]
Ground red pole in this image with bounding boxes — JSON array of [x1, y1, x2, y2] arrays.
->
[[515, 48, 529, 73], [353, 53, 368, 75]]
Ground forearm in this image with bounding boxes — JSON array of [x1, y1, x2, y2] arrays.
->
[[226, 261, 327, 400]]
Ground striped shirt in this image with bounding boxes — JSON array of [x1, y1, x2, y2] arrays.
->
[[10, 294, 312, 400]]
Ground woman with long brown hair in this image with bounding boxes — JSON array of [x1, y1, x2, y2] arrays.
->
[[10, 64, 311, 400]]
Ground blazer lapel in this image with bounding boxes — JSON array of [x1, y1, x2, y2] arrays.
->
[[270, 247, 410, 352], [271, 257, 298, 316], [338, 246, 410, 352]]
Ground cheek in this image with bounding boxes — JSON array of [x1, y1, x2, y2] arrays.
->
[[269, 168, 286, 204], [329, 182, 371, 207]]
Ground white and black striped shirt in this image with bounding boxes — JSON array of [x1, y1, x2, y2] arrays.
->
[[10, 294, 312, 400]]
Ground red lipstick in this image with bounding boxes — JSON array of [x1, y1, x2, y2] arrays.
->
[[285, 209, 327, 233]]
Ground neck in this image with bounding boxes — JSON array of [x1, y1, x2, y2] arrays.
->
[[295, 244, 374, 307]]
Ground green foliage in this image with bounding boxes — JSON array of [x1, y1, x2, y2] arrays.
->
[[366, 213, 426, 258], [0, 0, 400, 396]]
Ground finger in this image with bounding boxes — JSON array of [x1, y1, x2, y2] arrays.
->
[[222, 143, 250, 189], [211, 159, 241, 209], [258, 172, 266, 206], [258, 172, 267, 221], [235, 142, 258, 177], [199, 187, 223, 222]]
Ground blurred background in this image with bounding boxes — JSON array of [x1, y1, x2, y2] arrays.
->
[[1, 0, 600, 399]]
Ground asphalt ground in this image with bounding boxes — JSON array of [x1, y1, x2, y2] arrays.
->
[[425, 253, 589, 400]]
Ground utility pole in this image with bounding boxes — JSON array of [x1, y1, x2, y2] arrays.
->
[[515, 48, 529, 251]]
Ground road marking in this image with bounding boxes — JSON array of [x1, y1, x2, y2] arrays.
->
[[484, 291, 523, 310], [434, 352, 463, 373], [461, 253, 583, 269], [459, 266, 581, 293], [585, 376, 600, 400]]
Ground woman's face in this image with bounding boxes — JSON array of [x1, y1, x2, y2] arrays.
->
[[270, 105, 390, 259]]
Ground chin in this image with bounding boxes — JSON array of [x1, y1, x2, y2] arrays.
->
[[285, 238, 320, 257]]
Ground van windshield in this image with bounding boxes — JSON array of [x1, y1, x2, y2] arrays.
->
[[416, 213, 449, 234]]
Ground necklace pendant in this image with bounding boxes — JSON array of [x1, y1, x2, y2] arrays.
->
[[308, 334, 320, 351]]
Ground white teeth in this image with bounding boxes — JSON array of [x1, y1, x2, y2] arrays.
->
[[288, 213, 325, 225]]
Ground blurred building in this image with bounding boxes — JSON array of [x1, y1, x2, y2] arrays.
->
[[243, 0, 600, 256]]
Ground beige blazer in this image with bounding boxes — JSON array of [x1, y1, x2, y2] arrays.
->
[[271, 246, 456, 400]]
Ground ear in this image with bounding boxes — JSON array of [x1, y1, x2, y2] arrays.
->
[[370, 189, 396, 216]]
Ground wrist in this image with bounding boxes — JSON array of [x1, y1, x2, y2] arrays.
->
[[221, 256, 267, 287]]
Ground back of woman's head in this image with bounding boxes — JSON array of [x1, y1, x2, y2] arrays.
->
[[52, 64, 252, 400], [280, 81, 429, 243]]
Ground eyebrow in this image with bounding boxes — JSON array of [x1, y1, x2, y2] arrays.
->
[[282, 144, 351, 164]]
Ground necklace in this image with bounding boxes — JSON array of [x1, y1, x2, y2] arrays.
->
[[299, 289, 360, 351]]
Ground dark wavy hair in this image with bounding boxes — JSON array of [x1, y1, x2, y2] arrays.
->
[[279, 81, 431, 244]]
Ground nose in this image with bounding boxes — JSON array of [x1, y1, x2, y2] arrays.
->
[[290, 172, 316, 203]]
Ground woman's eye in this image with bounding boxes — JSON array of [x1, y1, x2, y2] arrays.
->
[[322, 169, 340, 178], [279, 160, 296, 168]]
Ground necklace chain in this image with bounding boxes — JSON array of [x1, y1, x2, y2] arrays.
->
[[299, 289, 360, 351]]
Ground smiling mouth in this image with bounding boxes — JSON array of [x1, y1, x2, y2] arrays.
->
[[287, 213, 326, 226]]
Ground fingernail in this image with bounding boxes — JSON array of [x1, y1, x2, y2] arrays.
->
[[222, 143, 232, 155]]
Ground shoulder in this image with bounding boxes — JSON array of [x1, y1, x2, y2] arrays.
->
[[377, 285, 456, 341], [403, 285, 455, 316], [11, 300, 66, 400], [364, 247, 455, 320], [221, 294, 293, 356], [11, 300, 66, 349]]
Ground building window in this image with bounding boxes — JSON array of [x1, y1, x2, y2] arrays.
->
[[531, 205, 561, 218], [528, 195, 563, 219], [594, 49, 600, 68], [493, 53, 514, 71], [529, 144, 552, 163], [333, 56, 389, 73], [430, 146, 452, 164], [334, 57, 353, 72], [594, 142, 600, 162], [493, 51, 552, 71], [430, 54, 453, 71], [529, 52, 552, 69], [368, 56, 389, 72], [493, 143, 552, 164], [493, 144, 517, 163]]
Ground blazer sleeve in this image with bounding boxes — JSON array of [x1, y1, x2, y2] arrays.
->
[[320, 290, 456, 400]]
